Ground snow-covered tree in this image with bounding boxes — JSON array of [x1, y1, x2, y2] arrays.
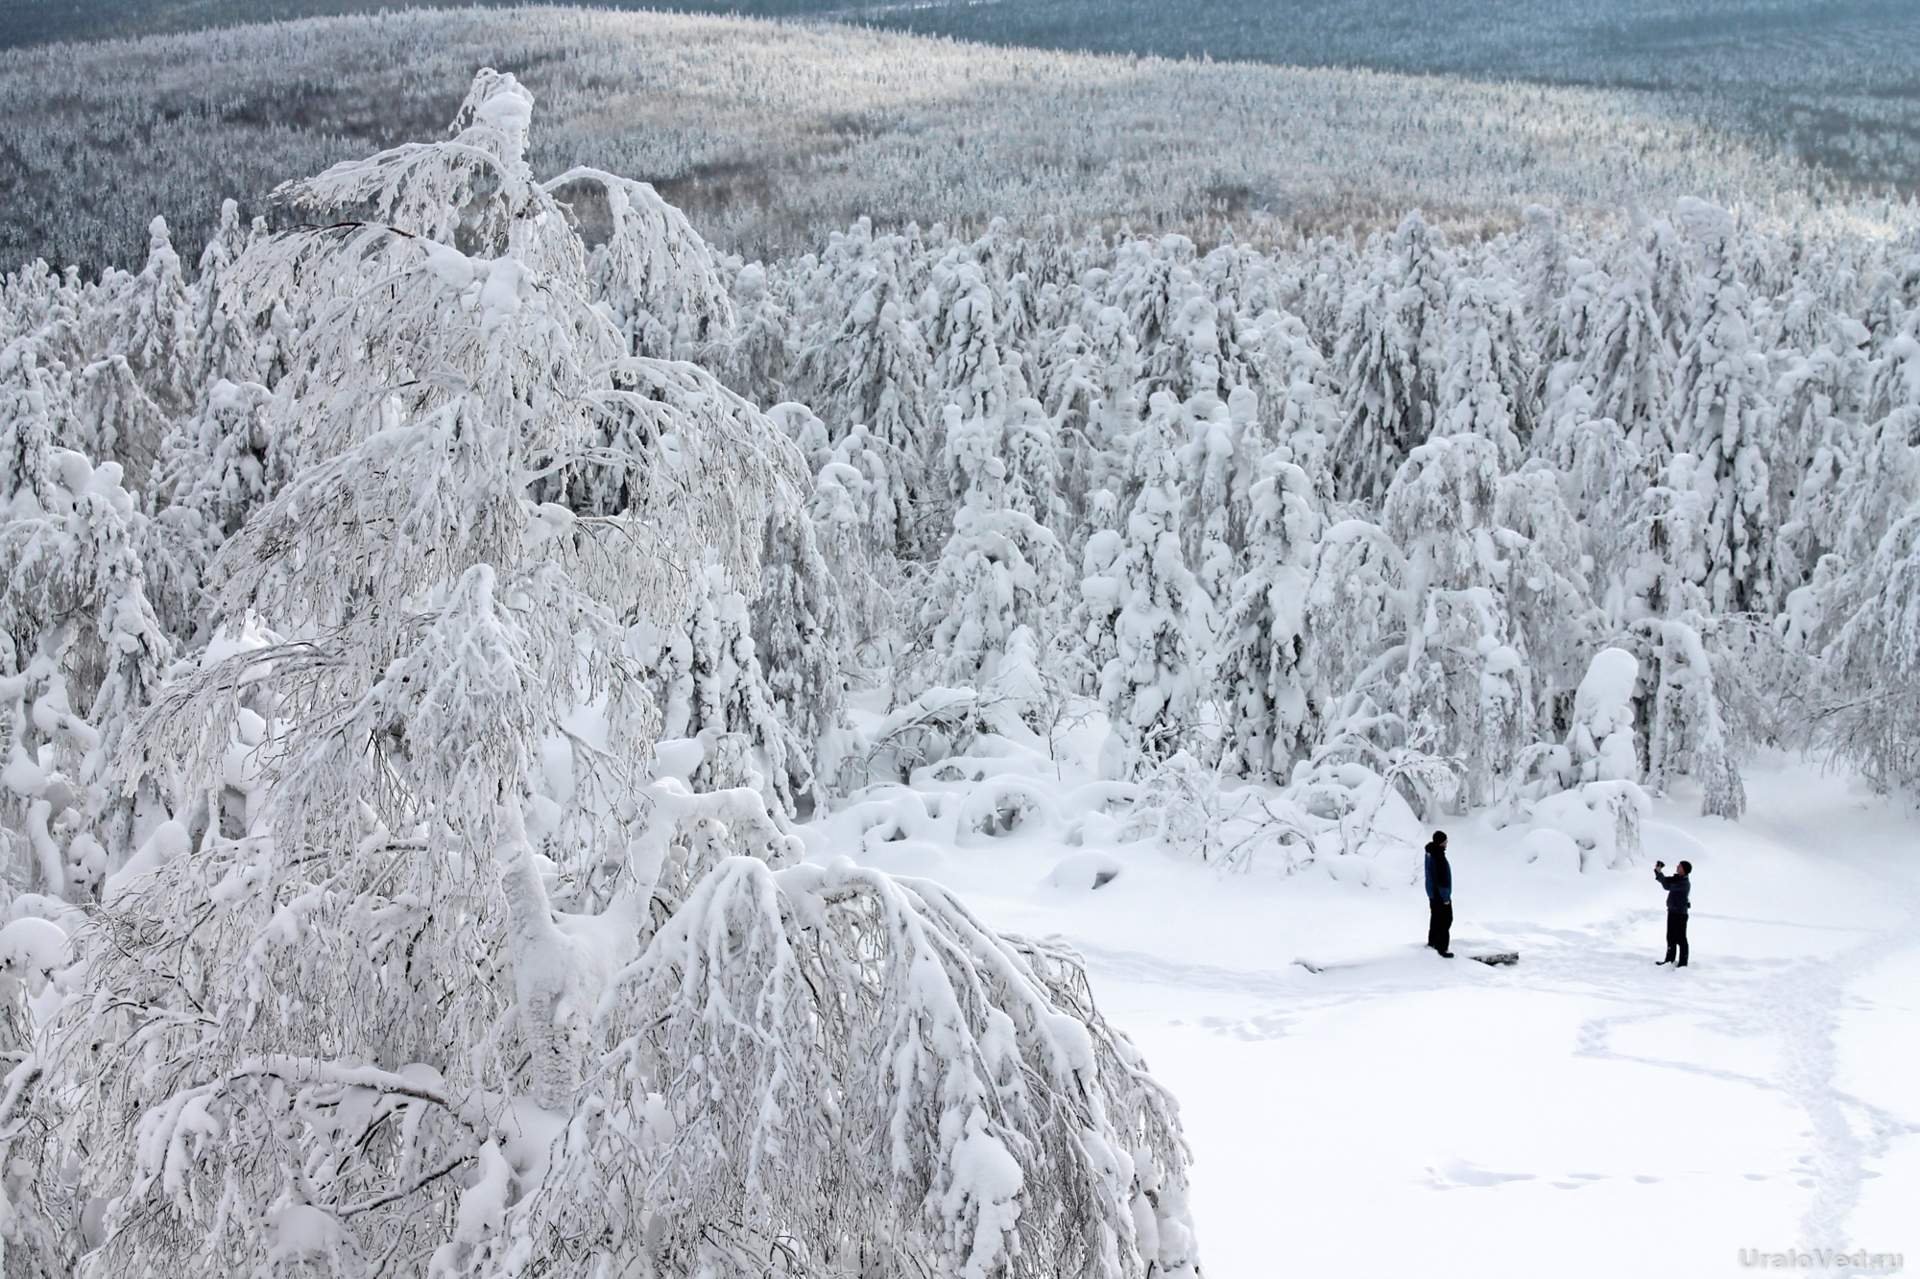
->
[[69, 354, 170, 491], [144, 377, 279, 638], [1381, 433, 1532, 809], [1495, 464, 1601, 734], [102, 216, 199, 420], [1520, 204, 1571, 345], [791, 247, 935, 555], [1530, 396, 1643, 603], [1143, 281, 1236, 403], [1, 344, 174, 898], [524, 857, 1200, 1278], [1822, 511, 1920, 790], [548, 164, 735, 358], [1045, 305, 1142, 531], [192, 199, 263, 386], [1773, 317, 1870, 588], [1437, 272, 1533, 467], [1634, 615, 1747, 818], [1175, 391, 1243, 604], [908, 457, 1068, 731], [1577, 247, 1670, 454], [1864, 306, 1920, 423], [1098, 397, 1207, 774], [1244, 308, 1339, 487], [931, 257, 1017, 423], [1068, 487, 1126, 698], [752, 504, 855, 793], [1000, 394, 1063, 525], [1331, 270, 1422, 501], [1618, 453, 1714, 625], [1216, 453, 1324, 779], [1667, 201, 1778, 615], [1392, 212, 1452, 400], [646, 563, 813, 815], [711, 259, 791, 401]]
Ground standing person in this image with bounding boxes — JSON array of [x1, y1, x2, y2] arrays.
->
[[1425, 831, 1453, 958], [1653, 859, 1692, 967]]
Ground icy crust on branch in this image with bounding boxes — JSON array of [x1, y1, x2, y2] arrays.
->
[[530, 856, 1197, 1279]]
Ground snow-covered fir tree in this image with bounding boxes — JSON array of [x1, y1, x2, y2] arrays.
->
[[1437, 272, 1534, 468], [907, 453, 1068, 731], [1667, 201, 1778, 615], [1097, 394, 1208, 775], [1380, 433, 1532, 810], [1331, 270, 1422, 501], [1216, 451, 1325, 779]]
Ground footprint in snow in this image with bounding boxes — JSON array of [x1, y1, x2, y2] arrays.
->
[[1425, 1160, 1537, 1189]]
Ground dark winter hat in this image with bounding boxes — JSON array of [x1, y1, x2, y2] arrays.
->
[[1432, 831, 1448, 846]]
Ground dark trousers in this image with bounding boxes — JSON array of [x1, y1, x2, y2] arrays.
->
[[1428, 902, 1453, 953], [1664, 912, 1689, 966]]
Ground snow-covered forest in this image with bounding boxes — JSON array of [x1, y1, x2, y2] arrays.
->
[[3, 51, 1920, 1278]]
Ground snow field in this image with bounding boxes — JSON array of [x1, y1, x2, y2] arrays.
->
[[821, 758, 1920, 1277]]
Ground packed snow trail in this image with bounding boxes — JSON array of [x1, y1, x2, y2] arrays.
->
[[863, 764, 1920, 1279]]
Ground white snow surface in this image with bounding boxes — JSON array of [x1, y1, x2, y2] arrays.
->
[[808, 754, 1920, 1279]]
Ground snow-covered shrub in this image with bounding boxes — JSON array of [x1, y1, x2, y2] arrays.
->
[[953, 773, 1061, 843], [863, 686, 994, 783], [1123, 749, 1228, 863], [1522, 781, 1650, 870], [1046, 850, 1125, 891]]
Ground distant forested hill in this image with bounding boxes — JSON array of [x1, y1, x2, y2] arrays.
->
[[6, 0, 1915, 83], [3, 0, 1916, 187], [0, 8, 1847, 275]]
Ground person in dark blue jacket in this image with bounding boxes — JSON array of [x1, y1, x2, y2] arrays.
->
[[1653, 860, 1692, 967], [1425, 831, 1453, 958]]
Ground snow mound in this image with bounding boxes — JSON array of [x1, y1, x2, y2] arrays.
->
[[0, 916, 72, 983], [1045, 851, 1124, 892], [1520, 828, 1583, 875]]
